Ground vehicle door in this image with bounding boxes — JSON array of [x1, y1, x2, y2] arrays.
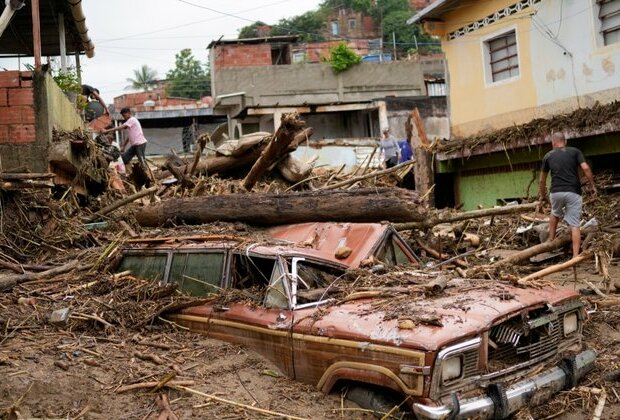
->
[[206, 253, 295, 377]]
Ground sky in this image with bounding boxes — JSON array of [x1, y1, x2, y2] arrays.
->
[[74, 0, 322, 102]]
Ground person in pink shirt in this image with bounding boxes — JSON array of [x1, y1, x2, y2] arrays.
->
[[103, 107, 148, 165]]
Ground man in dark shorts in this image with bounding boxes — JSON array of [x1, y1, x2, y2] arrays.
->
[[538, 133, 597, 258]]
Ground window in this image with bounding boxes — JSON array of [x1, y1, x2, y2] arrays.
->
[[426, 80, 447, 96], [376, 236, 415, 266], [598, 0, 620, 45], [485, 30, 519, 83], [169, 252, 225, 296], [292, 51, 306, 64], [331, 21, 340, 36], [348, 19, 357, 30], [118, 254, 167, 281], [264, 260, 289, 309]]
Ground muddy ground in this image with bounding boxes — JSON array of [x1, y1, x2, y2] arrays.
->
[[0, 260, 618, 420]]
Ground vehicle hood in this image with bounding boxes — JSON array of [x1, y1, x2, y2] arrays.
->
[[293, 286, 580, 351]]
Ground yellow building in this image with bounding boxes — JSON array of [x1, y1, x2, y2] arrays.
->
[[409, 0, 620, 210]]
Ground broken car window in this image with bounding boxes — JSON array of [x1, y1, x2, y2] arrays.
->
[[230, 253, 276, 289], [264, 259, 289, 309], [375, 235, 415, 266], [295, 260, 341, 304], [169, 252, 225, 296]]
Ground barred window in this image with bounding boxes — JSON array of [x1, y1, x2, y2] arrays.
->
[[486, 30, 519, 83], [598, 0, 620, 45]]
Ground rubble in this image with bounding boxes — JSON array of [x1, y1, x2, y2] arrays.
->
[[0, 115, 619, 419]]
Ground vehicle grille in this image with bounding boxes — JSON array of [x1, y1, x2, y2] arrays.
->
[[489, 317, 560, 366]]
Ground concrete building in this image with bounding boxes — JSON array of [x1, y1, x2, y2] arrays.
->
[[410, 0, 620, 209], [209, 36, 447, 168]]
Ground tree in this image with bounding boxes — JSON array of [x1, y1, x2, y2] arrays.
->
[[238, 21, 268, 39], [271, 11, 327, 42], [165, 49, 211, 99], [126, 65, 158, 91]]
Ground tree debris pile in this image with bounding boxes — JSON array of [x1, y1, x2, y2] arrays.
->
[[431, 100, 620, 156], [48, 128, 120, 196]]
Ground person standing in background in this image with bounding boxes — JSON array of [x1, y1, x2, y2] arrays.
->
[[380, 127, 400, 168]]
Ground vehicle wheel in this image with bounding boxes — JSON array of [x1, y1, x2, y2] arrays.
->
[[344, 384, 411, 419]]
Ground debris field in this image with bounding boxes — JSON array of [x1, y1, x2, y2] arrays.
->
[[1, 116, 619, 419]]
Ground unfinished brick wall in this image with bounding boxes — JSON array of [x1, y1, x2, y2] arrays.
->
[[0, 71, 35, 144], [213, 44, 273, 68]]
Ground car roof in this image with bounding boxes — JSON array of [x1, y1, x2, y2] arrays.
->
[[123, 222, 393, 269], [261, 222, 389, 268]]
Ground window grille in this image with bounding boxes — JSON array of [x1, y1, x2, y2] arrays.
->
[[486, 30, 519, 82], [598, 0, 620, 45]]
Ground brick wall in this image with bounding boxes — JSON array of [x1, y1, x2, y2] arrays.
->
[[0, 71, 35, 144], [213, 44, 273, 68], [301, 40, 371, 63]]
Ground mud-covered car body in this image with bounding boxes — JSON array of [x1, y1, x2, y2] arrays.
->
[[118, 223, 594, 419]]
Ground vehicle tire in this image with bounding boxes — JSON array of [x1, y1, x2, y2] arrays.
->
[[345, 384, 410, 419]]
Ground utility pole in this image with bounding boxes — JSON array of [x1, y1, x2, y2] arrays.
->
[[392, 32, 397, 60]]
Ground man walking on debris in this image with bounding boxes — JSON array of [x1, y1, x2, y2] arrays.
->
[[102, 107, 148, 166], [538, 132, 597, 258], [380, 127, 401, 168]]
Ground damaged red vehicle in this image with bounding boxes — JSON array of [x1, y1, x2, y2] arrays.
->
[[117, 223, 595, 419]]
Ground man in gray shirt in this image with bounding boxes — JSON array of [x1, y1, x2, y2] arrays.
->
[[539, 133, 597, 258], [380, 127, 400, 168]]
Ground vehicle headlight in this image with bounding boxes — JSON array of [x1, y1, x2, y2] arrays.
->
[[441, 356, 462, 382], [563, 312, 579, 335]]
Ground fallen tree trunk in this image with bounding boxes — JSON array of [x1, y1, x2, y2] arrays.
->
[[493, 233, 571, 267], [87, 186, 158, 222], [394, 202, 540, 231], [243, 112, 306, 191], [0, 173, 54, 180], [136, 187, 427, 227], [277, 154, 318, 183], [517, 252, 592, 285], [321, 160, 414, 190], [189, 132, 209, 176], [0, 260, 88, 292]]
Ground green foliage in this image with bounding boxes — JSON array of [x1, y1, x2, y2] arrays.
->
[[237, 0, 441, 57], [271, 11, 327, 42], [126, 65, 158, 91], [52, 67, 81, 93], [327, 43, 362, 73], [238, 21, 268, 39], [165, 49, 211, 99]]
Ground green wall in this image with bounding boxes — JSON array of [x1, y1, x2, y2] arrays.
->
[[458, 169, 538, 210], [440, 134, 620, 211]]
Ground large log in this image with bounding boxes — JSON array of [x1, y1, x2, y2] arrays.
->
[[493, 233, 571, 267], [135, 187, 427, 227], [243, 113, 306, 191], [176, 129, 313, 178]]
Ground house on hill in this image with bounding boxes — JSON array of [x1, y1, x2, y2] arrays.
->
[[409, 0, 620, 210]]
